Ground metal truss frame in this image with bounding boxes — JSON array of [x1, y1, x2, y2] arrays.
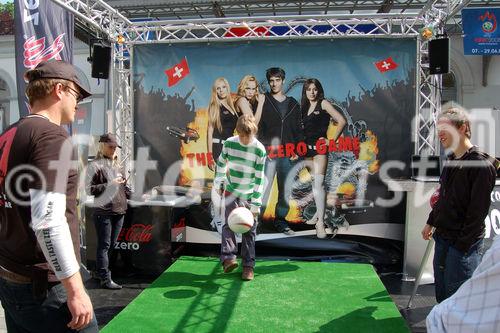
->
[[50, 0, 473, 171], [414, 0, 471, 155], [115, 0, 430, 20], [122, 13, 422, 43], [105, 0, 499, 20]]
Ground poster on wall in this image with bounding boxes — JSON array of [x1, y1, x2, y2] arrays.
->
[[133, 38, 417, 264], [462, 8, 500, 55]]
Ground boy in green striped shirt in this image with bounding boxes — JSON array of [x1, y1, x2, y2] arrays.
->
[[214, 114, 266, 281]]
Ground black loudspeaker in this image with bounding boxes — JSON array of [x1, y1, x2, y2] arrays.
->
[[91, 44, 111, 79], [429, 38, 449, 75]]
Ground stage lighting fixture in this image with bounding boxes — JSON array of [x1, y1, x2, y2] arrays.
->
[[420, 26, 434, 40]]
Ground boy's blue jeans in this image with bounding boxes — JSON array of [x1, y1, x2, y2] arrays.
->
[[220, 192, 257, 268], [433, 233, 484, 303]]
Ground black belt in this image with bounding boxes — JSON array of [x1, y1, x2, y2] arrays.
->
[[0, 266, 31, 284], [0, 256, 49, 299]]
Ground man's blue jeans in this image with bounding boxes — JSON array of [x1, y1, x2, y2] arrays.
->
[[433, 233, 484, 303], [0, 277, 98, 332], [262, 157, 297, 231]]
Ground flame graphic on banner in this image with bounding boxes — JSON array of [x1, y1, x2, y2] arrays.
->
[[337, 182, 356, 197], [285, 200, 302, 223], [359, 130, 380, 174], [179, 108, 211, 186]]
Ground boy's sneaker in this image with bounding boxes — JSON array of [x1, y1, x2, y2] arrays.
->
[[242, 267, 254, 281], [222, 259, 238, 273]]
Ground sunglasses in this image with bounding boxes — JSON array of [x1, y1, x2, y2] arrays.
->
[[64, 85, 84, 103]]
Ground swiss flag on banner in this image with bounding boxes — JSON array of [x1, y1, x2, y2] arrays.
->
[[165, 57, 190, 87], [374, 57, 398, 73]]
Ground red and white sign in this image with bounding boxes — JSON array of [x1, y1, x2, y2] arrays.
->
[[374, 56, 398, 73], [165, 58, 190, 87]]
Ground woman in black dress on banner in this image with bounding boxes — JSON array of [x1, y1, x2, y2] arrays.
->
[[207, 77, 239, 171], [301, 78, 346, 238]]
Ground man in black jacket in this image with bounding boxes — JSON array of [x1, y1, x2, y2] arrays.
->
[[422, 106, 499, 303], [259, 67, 303, 235]]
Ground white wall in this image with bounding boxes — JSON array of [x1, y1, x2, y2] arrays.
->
[[450, 35, 500, 157], [0, 36, 106, 134], [0, 36, 20, 126]]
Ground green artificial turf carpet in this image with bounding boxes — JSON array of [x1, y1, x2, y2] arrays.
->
[[102, 256, 409, 333]]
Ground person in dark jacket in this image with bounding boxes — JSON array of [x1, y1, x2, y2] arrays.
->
[[86, 133, 130, 289], [258, 67, 303, 235], [421, 106, 499, 303]]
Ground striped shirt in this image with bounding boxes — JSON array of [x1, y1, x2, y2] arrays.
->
[[214, 136, 267, 213]]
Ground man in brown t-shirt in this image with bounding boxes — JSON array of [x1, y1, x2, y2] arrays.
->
[[0, 61, 97, 332]]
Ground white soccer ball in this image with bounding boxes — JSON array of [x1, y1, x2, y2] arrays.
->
[[227, 207, 254, 234]]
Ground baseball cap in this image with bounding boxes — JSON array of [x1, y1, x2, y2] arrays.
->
[[99, 133, 122, 148], [24, 60, 92, 99]]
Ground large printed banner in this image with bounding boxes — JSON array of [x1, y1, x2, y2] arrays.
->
[[14, 0, 74, 117], [133, 39, 417, 263]]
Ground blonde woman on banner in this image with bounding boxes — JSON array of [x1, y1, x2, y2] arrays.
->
[[300, 78, 346, 238], [207, 78, 238, 233], [235, 75, 265, 124], [207, 77, 239, 171]]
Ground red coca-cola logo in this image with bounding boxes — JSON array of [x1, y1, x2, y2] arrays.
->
[[23, 34, 65, 69], [118, 224, 153, 243]]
